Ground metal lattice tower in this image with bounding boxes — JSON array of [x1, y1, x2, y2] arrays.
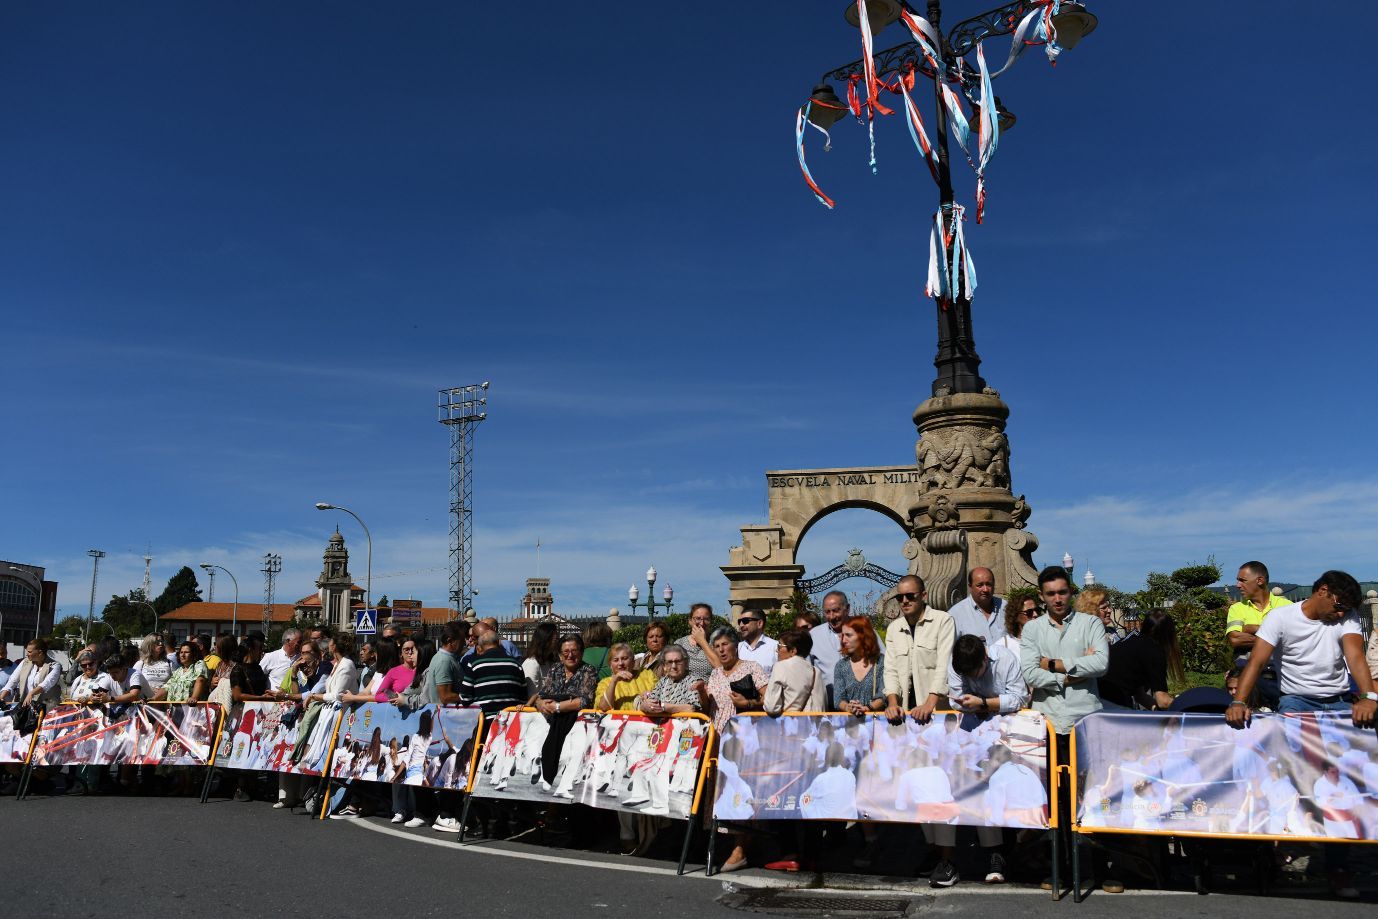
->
[[438, 383, 488, 615], [206, 566, 215, 602], [261, 553, 282, 634]]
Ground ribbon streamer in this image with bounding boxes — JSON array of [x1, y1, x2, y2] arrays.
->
[[991, 0, 1062, 78], [972, 42, 999, 222], [926, 205, 977, 303], [898, 71, 941, 186], [795, 102, 836, 209]]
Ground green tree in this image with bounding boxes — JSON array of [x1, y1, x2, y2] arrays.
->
[[153, 566, 202, 618], [100, 589, 157, 639]]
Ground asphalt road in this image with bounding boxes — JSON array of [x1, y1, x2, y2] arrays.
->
[[2, 796, 1374, 919]]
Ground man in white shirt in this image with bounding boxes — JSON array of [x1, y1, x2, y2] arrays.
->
[[736, 611, 779, 677], [1228, 570, 1375, 900], [811, 591, 884, 702], [259, 629, 302, 692], [947, 567, 1006, 645]]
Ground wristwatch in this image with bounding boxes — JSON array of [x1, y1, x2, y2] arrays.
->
[[1362, 692, 1378, 703]]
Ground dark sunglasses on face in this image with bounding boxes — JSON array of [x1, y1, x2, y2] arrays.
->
[[895, 593, 920, 602]]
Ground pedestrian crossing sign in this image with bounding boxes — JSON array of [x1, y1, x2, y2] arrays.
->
[[354, 608, 377, 634]]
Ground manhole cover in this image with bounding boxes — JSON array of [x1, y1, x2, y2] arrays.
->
[[722, 888, 915, 917]]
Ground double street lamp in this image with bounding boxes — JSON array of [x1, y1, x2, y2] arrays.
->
[[315, 502, 372, 615], [805, 0, 1098, 397], [628, 565, 674, 620], [199, 564, 239, 634]]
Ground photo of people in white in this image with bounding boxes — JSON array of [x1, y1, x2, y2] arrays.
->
[[712, 712, 1049, 828], [218, 701, 338, 775], [29, 702, 217, 767], [1076, 711, 1378, 840], [327, 703, 480, 790], [474, 709, 708, 819]]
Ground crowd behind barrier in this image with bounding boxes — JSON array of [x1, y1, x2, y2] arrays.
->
[[713, 710, 1050, 828], [6, 566, 1377, 900]]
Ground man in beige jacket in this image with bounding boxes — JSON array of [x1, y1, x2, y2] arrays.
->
[[883, 575, 954, 724]]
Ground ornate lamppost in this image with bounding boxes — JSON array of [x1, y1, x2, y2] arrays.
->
[[628, 565, 674, 621], [798, 1, 1097, 597]]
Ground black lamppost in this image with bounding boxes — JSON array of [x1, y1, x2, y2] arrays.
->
[[807, 1, 1097, 397]]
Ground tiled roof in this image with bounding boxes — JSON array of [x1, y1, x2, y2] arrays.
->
[[159, 602, 297, 623]]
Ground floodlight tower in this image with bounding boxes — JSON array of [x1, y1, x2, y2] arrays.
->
[[141, 547, 153, 601], [438, 383, 488, 616], [262, 553, 282, 635]]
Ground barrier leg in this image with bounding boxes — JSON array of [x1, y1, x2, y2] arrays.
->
[[199, 765, 218, 804], [15, 759, 35, 802], [677, 816, 695, 876], [313, 774, 332, 819], [1050, 828, 1061, 900], [1072, 831, 1086, 903], [458, 793, 474, 843], [706, 818, 719, 877]]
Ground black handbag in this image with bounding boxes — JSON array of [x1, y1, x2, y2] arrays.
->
[[12, 702, 42, 736], [728, 675, 759, 701]]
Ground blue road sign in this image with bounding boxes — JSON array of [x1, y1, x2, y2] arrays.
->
[[354, 608, 377, 634]]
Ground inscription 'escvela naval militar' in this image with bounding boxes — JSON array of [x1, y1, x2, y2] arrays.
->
[[768, 471, 924, 489]]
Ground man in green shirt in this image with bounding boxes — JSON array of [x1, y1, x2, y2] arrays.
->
[[1225, 560, 1287, 709]]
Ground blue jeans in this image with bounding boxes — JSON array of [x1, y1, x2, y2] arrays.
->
[[1278, 694, 1352, 872]]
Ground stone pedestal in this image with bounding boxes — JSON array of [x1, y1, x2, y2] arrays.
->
[[908, 390, 1040, 608]]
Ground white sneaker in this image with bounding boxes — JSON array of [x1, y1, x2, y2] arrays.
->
[[272, 802, 290, 810], [639, 805, 669, 816], [404, 816, 427, 828], [391, 813, 405, 824], [432, 816, 461, 833]]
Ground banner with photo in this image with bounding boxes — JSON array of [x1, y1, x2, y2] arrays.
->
[[472, 709, 711, 819], [216, 701, 342, 776], [327, 703, 482, 790], [30, 703, 221, 767], [1075, 711, 1378, 842], [0, 707, 41, 764], [713, 711, 1050, 828]]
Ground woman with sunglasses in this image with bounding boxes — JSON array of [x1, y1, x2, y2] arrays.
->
[[154, 642, 209, 703], [134, 634, 172, 697], [996, 596, 1040, 662]]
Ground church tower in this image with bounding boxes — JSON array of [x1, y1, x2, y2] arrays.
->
[[316, 529, 354, 631]]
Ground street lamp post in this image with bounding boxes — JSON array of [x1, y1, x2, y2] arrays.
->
[[315, 502, 372, 615], [1062, 552, 1074, 581], [199, 564, 239, 635], [628, 565, 674, 621], [130, 599, 159, 635], [7, 566, 45, 641], [85, 549, 106, 646], [808, 1, 1098, 396]]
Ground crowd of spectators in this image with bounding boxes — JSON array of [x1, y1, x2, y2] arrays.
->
[[1, 563, 1373, 898]]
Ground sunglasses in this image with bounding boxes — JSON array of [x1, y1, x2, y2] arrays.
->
[[895, 592, 921, 602]]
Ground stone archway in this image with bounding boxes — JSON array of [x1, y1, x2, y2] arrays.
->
[[723, 392, 1044, 622]]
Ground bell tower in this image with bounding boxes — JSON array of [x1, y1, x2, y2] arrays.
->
[[316, 528, 354, 631]]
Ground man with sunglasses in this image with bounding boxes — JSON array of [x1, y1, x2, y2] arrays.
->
[[1226, 570, 1374, 899], [882, 576, 953, 727], [735, 611, 779, 678]]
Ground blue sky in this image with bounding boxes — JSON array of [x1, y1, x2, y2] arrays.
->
[[4, 2, 1377, 621]]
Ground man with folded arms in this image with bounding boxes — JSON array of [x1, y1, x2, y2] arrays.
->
[[1225, 560, 1289, 709], [1227, 570, 1376, 900]]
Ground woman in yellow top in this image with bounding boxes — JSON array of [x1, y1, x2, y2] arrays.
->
[[595, 643, 657, 711]]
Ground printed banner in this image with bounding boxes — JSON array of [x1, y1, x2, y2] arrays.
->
[[472, 709, 710, 819], [713, 711, 1049, 827], [1075, 711, 1378, 841], [0, 707, 39, 764], [328, 703, 482, 790], [216, 701, 342, 776], [30, 703, 220, 767]]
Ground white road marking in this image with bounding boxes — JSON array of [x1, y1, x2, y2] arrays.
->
[[345, 819, 1192, 895]]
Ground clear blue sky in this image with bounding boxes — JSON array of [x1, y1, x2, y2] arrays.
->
[[4, 2, 1376, 621]]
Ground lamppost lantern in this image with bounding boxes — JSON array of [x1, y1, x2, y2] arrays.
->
[[1083, 568, 1096, 587], [842, 0, 903, 35], [663, 583, 673, 603], [629, 584, 639, 603], [1050, 1, 1098, 50], [315, 502, 334, 510], [806, 83, 849, 131], [1062, 552, 1074, 574], [646, 565, 657, 586]]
